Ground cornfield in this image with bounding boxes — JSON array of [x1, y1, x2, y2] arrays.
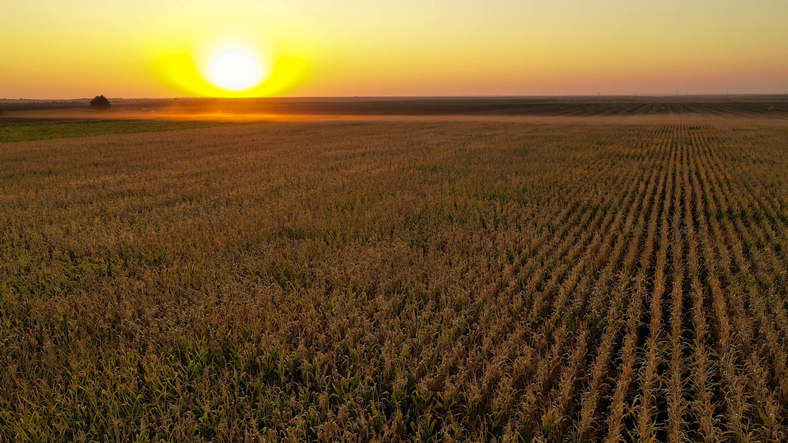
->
[[1, 117, 787, 441]]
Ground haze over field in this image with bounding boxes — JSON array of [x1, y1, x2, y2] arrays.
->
[[2, 0, 787, 99]]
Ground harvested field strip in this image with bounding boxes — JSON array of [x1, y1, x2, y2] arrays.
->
[[0, 119, 233, 143], [1, 118, 787, 441]]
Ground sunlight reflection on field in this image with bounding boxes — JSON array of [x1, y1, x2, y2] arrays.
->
[[5, 109, 786, 128]]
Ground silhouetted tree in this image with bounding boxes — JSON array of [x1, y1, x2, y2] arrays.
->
[[90, 95, 111, 110]]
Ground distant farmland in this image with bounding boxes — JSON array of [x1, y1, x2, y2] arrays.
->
[[1, 114, 788, 441], [3, 95, 788, 117]]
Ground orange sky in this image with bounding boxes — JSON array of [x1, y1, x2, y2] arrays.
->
[[1, 0, 787, 98]]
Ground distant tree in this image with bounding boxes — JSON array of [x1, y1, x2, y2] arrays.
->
[[90, 95, 111, 110]]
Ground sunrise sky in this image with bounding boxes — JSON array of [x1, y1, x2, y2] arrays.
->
[[2, 0, 787, 99]]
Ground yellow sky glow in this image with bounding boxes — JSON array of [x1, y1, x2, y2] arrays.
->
[[1, 0, 786, 98]]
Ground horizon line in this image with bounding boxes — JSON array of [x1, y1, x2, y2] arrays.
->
[[4, 93, 788, 101]]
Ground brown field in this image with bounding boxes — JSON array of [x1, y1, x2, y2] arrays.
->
[[3, 95, 788, 117], [1, 111, 788, 441]]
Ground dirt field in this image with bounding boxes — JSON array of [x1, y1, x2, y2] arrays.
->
[[1, 114, 788, 441], [3, 95, 788, 117]]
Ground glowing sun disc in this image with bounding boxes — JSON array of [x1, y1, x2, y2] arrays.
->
[[209, 50, 263, 91]]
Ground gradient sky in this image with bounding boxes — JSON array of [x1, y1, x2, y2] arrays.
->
[[2, 0, 787, 98]]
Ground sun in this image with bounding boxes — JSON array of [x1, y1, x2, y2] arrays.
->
[[208, 49, 265, 91]]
